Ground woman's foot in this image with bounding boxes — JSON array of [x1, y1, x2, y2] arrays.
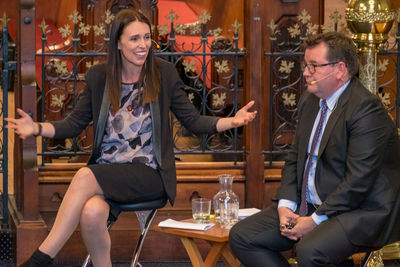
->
[[20, 249, 53, 267]]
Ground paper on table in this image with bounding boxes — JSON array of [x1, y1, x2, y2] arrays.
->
[[158, 219, 215, 231], [238, 208, 261, 219]]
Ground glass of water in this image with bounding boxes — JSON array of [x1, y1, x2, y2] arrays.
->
[[220, 201, 239, 229], [192, 198, 211, 224]]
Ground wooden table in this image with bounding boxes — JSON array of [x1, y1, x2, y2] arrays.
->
[[154, 220, 241, 267]]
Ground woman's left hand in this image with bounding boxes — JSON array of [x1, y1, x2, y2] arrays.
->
[[231, 100, 257, 127]]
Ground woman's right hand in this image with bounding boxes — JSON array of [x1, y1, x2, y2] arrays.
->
[[5, 108, 39, 139]]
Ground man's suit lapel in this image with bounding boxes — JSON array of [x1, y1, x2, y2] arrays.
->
[[318, 79, 353, 157], [297, 96, 320, 186]]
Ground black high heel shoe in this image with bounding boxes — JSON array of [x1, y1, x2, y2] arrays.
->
[[20, 249, 53, 267]]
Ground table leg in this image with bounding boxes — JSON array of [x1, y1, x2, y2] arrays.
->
[[221, 245, 241, 267], [180, 237, 205, 267], [204, 242, 226, 266]]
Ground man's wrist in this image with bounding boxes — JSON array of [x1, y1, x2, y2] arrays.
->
[[311, 212, 328, 225]]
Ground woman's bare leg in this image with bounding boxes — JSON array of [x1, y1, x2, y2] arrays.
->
[[80, 195, 112, 267], [38, 167, 104, 257]]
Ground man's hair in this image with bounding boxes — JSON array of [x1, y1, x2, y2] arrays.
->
[[106, 9, 160, 113], [304, 32, 359, 77]]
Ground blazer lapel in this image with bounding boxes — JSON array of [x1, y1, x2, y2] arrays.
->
[[297, 97, 320, 184], [318, 79, 353, 156], [94, 87, 110, 153], [150, 97, 162, 167]]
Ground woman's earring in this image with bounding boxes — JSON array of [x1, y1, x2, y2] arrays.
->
[[151, 39, 160, 49]]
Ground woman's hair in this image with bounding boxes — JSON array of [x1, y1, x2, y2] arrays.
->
[[106, 9, 160, 113], [304, 32, 359, 77]]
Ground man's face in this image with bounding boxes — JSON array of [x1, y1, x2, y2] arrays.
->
[[303, 43, 339, 99]]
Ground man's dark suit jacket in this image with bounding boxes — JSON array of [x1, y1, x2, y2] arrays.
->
[[276, 77, 400, 247], [51, 58, 220, 206]]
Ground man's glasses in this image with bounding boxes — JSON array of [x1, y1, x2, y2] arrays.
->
[[301, 61, 339, 74]]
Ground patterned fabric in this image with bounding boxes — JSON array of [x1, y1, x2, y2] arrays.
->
[[97, 82, 157, 169]]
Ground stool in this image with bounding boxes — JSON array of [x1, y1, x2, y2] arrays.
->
[[82, 197, 167, 267]]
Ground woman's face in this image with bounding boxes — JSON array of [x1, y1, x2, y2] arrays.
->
[[118, 21, 151, 71]]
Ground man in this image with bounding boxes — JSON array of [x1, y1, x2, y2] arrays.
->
[[229, 31, 400, 266]]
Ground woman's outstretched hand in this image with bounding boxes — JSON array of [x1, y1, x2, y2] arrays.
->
[[231, 100, 257, 127], [5, 108, 38, 139], [216, 100, 258, 132]]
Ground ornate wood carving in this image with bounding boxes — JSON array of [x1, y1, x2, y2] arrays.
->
[[106, 0, 139, 14]]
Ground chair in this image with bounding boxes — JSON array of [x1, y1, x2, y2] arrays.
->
[[82, 197, 167, 267]]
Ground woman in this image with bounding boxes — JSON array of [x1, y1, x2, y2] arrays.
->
[[7, 9, 257, 267]]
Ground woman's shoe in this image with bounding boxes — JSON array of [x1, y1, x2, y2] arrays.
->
[[20, 249, 53, 267]]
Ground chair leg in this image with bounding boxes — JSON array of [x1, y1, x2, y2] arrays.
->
[[130, 209, 158, 267], [81, 221, 115, 267], [81, 254, 91, 267]]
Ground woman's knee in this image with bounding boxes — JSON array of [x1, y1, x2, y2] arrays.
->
[[80, 198, 109, 231], [69, 167, 102, 194], [72, 167, 94, 185], [69, 168, 92, 189]]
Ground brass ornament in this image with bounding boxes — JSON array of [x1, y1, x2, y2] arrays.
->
[[267, 19, 278, 40], [288, 24, 301, 38], [198, 10, 211, 24], [58, 24, 72, 39], [358, 52, 377, 93], [215, 60, 230, 74], [329, 10, 342, 24], [208, 28, 222, 38], [346, 2, 400, 260], [232, 19, 242, 35], [166, 10, 178, 24], [93, 23, 105, 37], [382, 242, 400, 262], [68, 10, 83, 25], [102, 10, 115, 25], [0, 12, 10, 28], [346, 0, 395, 94], [39, 19, 49, 36], [182, 60, 197, 73], [346, 0, 395, 52], [297, 9, 311, 25], [365, 250, 384, 267]]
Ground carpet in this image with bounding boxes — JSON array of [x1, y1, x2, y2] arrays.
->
[[0, 260, 229, 266], [1, 259, 399, 266]]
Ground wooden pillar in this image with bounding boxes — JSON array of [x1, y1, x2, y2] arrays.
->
[[12, 0, 48, 265], [244, 0, 265, 209], [16, 0, 39, 221]]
